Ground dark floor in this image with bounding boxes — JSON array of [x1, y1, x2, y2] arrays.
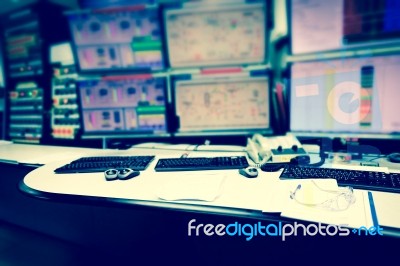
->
[[0, 221, 92, 266]]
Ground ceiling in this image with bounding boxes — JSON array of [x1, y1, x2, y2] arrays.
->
[[0, 0, 79, 15]]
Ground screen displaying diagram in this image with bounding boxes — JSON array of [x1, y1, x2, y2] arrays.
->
[[175, 76, 270, 133], [164, 2, 266, 67], [78, 76, 167, 136], [67, 7, 164, 72]]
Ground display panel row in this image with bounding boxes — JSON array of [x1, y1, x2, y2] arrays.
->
[[65, 0, 269, 73], [49, 42, 272, 140]]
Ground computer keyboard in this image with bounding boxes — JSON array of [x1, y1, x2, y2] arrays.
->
[[279, 165, 400, 193], [54, 156, 155, 173], [154, 156, 249, 172]]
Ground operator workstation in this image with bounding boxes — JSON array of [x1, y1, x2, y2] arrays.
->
[[0, 0, 399, 265]]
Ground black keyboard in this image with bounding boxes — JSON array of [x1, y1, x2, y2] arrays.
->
[[279, 165, 400, 193], [55, 156, 155, 173], [155, 156, 249, 172]]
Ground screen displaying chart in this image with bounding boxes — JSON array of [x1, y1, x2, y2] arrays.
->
[[67, 7, 164, 72], [175, 76, 270, 133], [78, 75, 167, 136], [290, 54, 400, 136], [164, 1, 266, 67]]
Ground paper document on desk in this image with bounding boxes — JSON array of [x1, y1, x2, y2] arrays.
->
[[156, 173, 226, 202], [277, 179, 373, 228]]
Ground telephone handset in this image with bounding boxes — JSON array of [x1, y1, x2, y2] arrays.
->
[[246, 134, 272, 164]]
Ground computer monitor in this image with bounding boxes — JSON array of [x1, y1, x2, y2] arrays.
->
[[66, 6, 164, 73], [164, 0, 267, 68], [290, 54, 400, 139], [78, 74, 169, 138], [290, 0, 400, 55], [174, 73, 271, 135]]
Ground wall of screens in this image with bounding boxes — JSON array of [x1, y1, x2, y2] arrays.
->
[[59, 0, 272, 140]]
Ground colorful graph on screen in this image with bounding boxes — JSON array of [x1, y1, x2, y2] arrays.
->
[[79, 76, 167, 135], [67, 7, 164, 71]]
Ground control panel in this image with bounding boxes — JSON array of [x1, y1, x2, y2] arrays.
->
[[8, 82, 43, 142], [51, 65, 80, 139]]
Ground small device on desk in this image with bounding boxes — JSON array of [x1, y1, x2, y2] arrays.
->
[[104, 168, 140, 181], [246, 134, 308, 164], [54, 156, 155, 173], [239, 167, 259, 178]]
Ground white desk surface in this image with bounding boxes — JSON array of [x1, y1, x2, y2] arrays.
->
[[0, 142, 104, 165], [1, 142, 399, 233]]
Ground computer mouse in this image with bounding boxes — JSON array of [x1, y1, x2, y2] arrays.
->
[[260, 163, 287, 172], [290, 155, 311, 165], [104, 169, 118, 181], [117, 168, 140, 180], [388, 153, 400, 163], [239, 167, 258, 178]]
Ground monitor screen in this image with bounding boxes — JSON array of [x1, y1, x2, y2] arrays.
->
[[290, 0, 400, 55], [164, 1, 267, 68], [66, 7, 164, 72], [290, 54, 400, 138], [174, 74, 271, 135], [78, 75, 168, 137], [50, 42, 75, 66]]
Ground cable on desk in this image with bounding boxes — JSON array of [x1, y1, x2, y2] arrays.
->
[[367, 155, 387, 162], [129, 145, 246, 153]]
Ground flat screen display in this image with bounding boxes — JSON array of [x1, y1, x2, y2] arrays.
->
[[67, 7, 164, 72], [164, 1, 266, 68], [290, 54, 400, 137], [174, 74, 270, 135], [78, 75, 168, 137], [290, 0, 400, 54]]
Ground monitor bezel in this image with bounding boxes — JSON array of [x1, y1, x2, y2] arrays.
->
[[287, 54, 400, 140], [65, 6, 167, 75], [171, 71, 273, 136]]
